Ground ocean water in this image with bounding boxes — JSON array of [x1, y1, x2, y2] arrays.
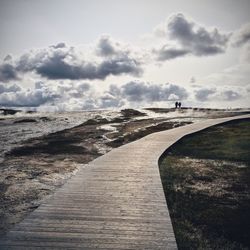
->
[[0, 110, 120, 162]]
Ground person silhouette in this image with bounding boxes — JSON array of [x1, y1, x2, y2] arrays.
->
[[175, 101, 178, 109], [178, 102, 181, 109]]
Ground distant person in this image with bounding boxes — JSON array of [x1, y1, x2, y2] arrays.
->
[[175, 102, 178, 109], [178, 102, 182, 109]]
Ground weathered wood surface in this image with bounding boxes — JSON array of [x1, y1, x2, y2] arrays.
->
[[0, 114, 249, 249]]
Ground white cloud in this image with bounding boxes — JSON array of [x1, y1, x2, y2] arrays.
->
[[0, 83, 21, 94], [0, 83, 58, 107], [0, 80, 189, 110], [110, 80, 188, 103], [231, 23, 250, 47], [153, 13, 230, 60], [0, 38, 143, 83], [1, 13, 250, 110], [240, 43, 250, 63], [195, 88, 216, 101], [194, 85, 245, 103]]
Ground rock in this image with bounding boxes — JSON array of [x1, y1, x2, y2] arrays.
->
[[144, 108, 174, 113], [26, 111, 36, 114], [121, 109, 146, 118], [0, 109, 21, 115], [39, 117, 52, 122], [83, 117, 109, 125], [14, 118, 37, 124]]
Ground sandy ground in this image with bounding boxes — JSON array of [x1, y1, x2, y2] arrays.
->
[[0, 108, 249, 236]]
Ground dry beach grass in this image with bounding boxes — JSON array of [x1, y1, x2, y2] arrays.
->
[[159, 119, 250, 249]]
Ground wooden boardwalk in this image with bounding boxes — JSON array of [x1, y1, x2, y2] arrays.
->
[[0, 114, 249, 249]]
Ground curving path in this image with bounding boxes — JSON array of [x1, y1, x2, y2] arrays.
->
[[0, 114, 249, 249]]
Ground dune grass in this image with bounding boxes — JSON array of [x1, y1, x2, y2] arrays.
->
[[159, 119, 250, 249]]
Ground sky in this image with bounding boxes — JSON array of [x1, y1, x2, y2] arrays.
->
[[0, 0, 250, 111]]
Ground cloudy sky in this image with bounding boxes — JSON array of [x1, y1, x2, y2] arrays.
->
[[0, 0, 250, 111]]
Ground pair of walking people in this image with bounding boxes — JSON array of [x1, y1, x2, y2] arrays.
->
[[175, 102, 182, 109]]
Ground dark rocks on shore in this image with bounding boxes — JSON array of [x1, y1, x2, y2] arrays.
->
[[39, 117, 52, 122], [0, 109, 21, 116], [121, 109, 146, 117], [82, 115, 130, 126], [144, 108, 175, 113], [25, 111, 36, 114], [83, 116, 110, 125], [82, 109, 147, 127]]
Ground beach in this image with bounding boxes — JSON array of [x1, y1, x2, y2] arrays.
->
[[0, 108, 249, 236]]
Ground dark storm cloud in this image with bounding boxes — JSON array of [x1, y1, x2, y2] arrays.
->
[[0, 63, 19, 82], [34, 52, 98, 80], [31, 47, 141, 80], [95, 35, 132, 58], [96, 36, 117, 56], [156, 46, 190, 60], [195, 87, 242, 102], [108, 81, 188, 103], [195, 88, 216, 101], [222, 90, 241, 101], [4, 55, 12, 62], [0, 41, 143, 82], [98, 81, 189, 109], [51, 42, 67, 49], [0, 83, 21, 94], [97, 57, 142, 79], [155, 13, 230, 60], [168, 13, 230, 55], [33, 54, 142, 80]]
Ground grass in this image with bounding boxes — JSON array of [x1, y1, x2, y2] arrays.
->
[[159, 119, 250, 250], [167, 120, 250, 163]]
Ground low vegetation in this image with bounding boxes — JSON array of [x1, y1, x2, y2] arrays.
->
[[159, 119, 250, 249], [0, 109, 190, 236]]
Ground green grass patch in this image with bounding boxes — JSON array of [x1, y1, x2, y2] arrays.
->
[[168, 120, 250, 163], [159, 119, 250, 250]]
